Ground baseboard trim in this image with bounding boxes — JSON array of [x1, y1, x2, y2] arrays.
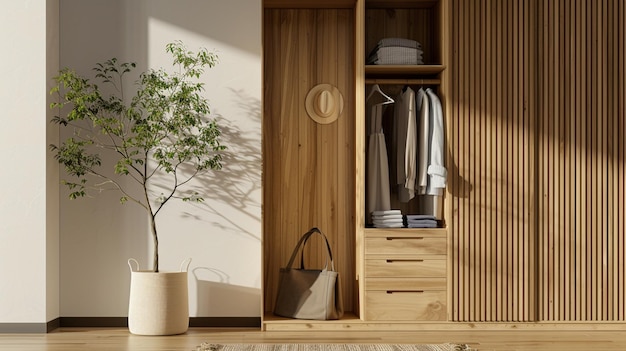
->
[[1, 317, 261, 333], [59, 317, 128, 328], [0, 323, 47, 333], [190, 317, 261, 328], [0, 319, 60, 333], [59, 317, 260, 329], [47, 318, 61, 332]]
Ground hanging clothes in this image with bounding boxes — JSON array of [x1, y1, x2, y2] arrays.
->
[[365, 85, 393, 224], [392, 86, 417, 202], [416, 88, 430, 195], [425, 88, 447, 195]]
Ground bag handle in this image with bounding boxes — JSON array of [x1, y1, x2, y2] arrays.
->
[[284, 228, 320, 269], [299, 228, 334, 270], [288, 227, 335, 271], [284, 227, 335, 271]]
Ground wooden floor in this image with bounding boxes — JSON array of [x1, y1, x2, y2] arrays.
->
[[1, 328, 626, 351]]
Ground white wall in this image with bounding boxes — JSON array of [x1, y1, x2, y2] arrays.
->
[[47, 0, 61, 324], [0, 0, 60, 325], [58, 0, 262, 317]]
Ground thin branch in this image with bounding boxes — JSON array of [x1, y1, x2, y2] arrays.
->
[[52, 42, 224, 273], [85, 171, 149, 212]]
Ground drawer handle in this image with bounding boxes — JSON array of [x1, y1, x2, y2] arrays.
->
[[386, 259, 424, 263], [386, 237, 424, 240], [386, 290, 424, 294]]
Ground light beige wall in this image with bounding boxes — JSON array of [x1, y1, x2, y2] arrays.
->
[[0, 0, 59, 325], [59, 0, 262, 318], [47, 0, 61, 323]]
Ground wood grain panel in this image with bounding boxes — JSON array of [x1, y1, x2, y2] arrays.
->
[[365, 277, 446, 290], [536, 0, 626, 321], [450, 0, 626, 322], [264, 0, 355, 9], [355, 0, 366, 320], [365, 257, 446, 277], [365, 290, 447, 321], [449, 0, 537, 322], [263, 8, 356, 314], [262, 8, 283, 319], [365, 237, 446, 255]]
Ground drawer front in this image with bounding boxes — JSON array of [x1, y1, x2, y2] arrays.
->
[[364, 290, 447, 321], [365, 236, 446, 255], [365, 277, 446, 291], [365, 258, 446, 277]]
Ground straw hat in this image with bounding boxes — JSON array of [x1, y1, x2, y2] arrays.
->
[[305, 83, 344, 124]]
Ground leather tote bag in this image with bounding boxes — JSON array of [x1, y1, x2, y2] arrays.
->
[[273, 227, 344, 320]]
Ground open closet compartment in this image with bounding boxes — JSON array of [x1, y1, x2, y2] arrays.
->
[[365, 0, 444, 73], [356, 0, 450, 322], [364, 82, 446, 227], [362, 0, 448, 229], [262, 0, 360, 330]]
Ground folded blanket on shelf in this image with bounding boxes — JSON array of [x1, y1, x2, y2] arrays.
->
[[367, 46, 424, 65], [367, 38, 424, 65]]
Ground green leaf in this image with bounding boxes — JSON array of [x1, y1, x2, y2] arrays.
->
[[50, 41, 226, 272]]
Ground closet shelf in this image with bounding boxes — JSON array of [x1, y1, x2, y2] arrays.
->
[[365, 64, 445, 76], [364, 227, 447, 235], [265, 0, 354, 8], [366, 0, 439, 9], [365, 78, 440, 85]]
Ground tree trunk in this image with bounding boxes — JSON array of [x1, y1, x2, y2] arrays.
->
[[150, 215, 159, 272]]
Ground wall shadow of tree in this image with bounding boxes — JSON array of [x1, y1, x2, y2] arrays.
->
[[147, 87, 264, 314], [151, 88, 263, 242]]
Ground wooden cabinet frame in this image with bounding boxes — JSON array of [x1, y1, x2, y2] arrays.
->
[[262, 0, 626, 330]]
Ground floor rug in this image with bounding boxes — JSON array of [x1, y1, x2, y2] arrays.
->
[[193, 343, 474, 351]]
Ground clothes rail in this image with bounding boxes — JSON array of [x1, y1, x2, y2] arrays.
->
[[364, 78, 441, 85]]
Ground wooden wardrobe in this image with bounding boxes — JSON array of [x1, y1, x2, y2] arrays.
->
[[262, 0, 626, 330]]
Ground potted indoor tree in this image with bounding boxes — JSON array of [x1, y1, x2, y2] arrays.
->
[[50, 41, 225, 335]]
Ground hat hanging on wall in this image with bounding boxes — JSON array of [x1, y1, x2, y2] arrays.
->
[[305, 83, 344, 125]]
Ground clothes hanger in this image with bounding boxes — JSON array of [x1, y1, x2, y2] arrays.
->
[[366, 84, 394, 104]]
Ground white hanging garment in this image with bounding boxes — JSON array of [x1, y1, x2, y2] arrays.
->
[[425, 88, 447, 195], [365, 85, 393, 223]]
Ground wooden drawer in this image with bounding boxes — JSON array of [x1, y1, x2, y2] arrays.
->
[[365, 257, 446, 277], [365, 235, 446, 255], [364, 290, 447, 321], [365, 277, 446, 291]]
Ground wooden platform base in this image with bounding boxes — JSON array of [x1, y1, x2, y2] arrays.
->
[[263, 313, 626, 331]]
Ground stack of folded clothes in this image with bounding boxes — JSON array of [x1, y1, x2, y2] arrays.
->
[[366, 37, 424, 65], [405, 214, 438, 228], [371, 210, 404, 228]]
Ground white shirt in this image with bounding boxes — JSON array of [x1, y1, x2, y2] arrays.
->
[[425, 88, 447, 195]]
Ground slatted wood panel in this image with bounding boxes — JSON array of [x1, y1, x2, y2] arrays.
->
[[450, 0, 626, 322], [449, 0, 538, 322], [262, 8, 356, 314], [537, 0, 626, 321]]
